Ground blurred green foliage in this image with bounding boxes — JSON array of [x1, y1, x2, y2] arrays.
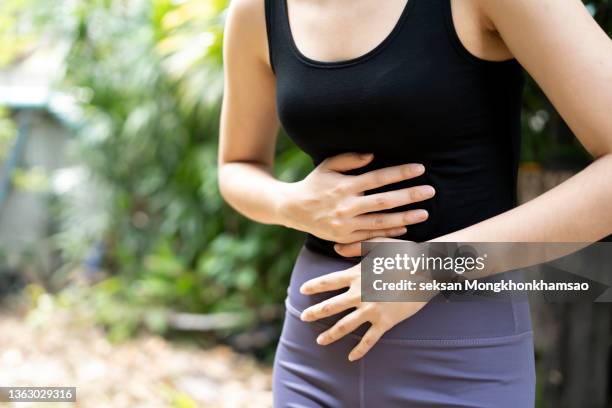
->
[[0, 0, 310, 339], [0, 0, 610, 341], [51, 0, 310, 321]]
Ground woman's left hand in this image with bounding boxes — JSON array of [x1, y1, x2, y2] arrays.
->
[[299, 262, 433, 362]]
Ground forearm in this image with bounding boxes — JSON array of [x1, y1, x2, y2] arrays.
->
[[219, 153, 438, 244], [425, 155, 612, 278], [218, 162, 289, 226], [433, 154, 612, 243]]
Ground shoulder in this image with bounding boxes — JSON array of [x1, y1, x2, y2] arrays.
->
[[224, 0, 269, 65], [227, 0, 265, 22], [449, 0, 514, 61], [472, 0, 564, 29]]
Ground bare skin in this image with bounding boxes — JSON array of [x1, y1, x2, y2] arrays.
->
[[219, 0, 612, 361]]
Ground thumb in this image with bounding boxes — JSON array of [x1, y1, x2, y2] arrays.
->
[[322, 152, 373, 173]]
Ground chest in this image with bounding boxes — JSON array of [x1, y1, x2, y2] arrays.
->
[[276, 54, 499, 158], [285, 0, 410, 64], [270, 0, 523, 162]]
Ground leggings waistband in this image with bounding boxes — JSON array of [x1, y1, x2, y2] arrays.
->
[[286, 244, 533, 340]]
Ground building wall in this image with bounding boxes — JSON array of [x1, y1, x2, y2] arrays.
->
[[0, 109, 73, 272]]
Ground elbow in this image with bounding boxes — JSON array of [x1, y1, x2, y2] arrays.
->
[[587, 126, 612, 160], [590, 147, 612, 161], [217, 162, 232, 205], [597, 152, 612, 172]]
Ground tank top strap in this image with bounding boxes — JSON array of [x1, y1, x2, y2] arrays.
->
[[264, 0, 445, 74], [264, 0, 506, 73], [264, 0, 290, 74]]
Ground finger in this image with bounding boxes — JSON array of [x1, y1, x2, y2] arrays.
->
[[334, 241, 362, 258], [340, 228, 404, 246], [353, 163, 425, 192], [316, 310, 367, 345], [300, 267, 358, 295], [351, 185, 435, 214], [339, 226, 407, 245], [321, 152, 374, 173], [334, 237, 398, 258], [301, 292, 359, 322], [354, 209, 428, 231], [348, 327, 385, 362]]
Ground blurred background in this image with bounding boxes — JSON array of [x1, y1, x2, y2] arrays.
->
[[0, 0, 610, 407]]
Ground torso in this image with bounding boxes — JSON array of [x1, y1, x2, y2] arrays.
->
[[264, 0, 525, 257], [263, 4, 535, 402]]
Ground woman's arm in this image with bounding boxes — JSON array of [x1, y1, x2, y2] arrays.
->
[[438, 0, 612, 243], [435, 156, 612, 243], [218, 0, 285, 225], [219, 0, 435, 243]]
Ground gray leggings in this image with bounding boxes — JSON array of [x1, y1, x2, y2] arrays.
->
[[272, 245, 535, 407]]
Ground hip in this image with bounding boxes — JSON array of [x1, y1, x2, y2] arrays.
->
[[287, 244, 533, 340]]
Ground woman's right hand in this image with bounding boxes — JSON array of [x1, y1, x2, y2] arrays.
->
[[277, 152, 436, 244]]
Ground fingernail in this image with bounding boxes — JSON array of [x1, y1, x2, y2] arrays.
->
[[410, 164, 425, 174], [395, 227, 407, 235], [361, 153, 373, 160], [422, 186, 435, 197], [300, 311, 309, 321], [348, 354, 356, 362], [415, 210, 428, 220], [316, 335, 324, 344], [299, 284, 308, 294]]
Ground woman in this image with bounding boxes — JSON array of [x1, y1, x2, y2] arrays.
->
[[218, 0, 612, 406]]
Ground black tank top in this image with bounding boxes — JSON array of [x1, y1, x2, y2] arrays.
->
[[264, 0, 525, 258]]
